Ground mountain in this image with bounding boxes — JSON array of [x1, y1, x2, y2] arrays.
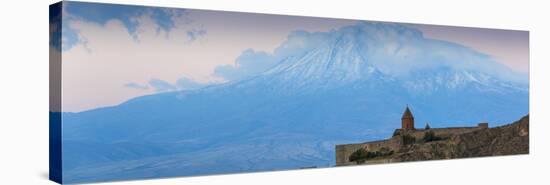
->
[[60, 22, 528, 183]]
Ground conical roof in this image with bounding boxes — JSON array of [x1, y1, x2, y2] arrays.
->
[[402, 106, 414, 119]]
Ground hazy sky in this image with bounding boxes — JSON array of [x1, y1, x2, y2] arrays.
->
[[412, 24, 529, 73], [54, 2, 529, 112]]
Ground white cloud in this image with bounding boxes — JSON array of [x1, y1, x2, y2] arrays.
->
[[124, 82, 149, 90], [62, 14, 214, 112], [217, 22, 528, 85], [148, 78, 177, 92], [61, 9, 354, 112], [214, 49, 279, 81]]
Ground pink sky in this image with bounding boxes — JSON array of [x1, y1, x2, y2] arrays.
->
[[57, 7, 529, 112], [413, 24, 528, 73]]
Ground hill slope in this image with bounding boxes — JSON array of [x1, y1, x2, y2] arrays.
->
[[60, 22, 528, 183], [340, 115, 529, 165], [398, 115, 529, 161]]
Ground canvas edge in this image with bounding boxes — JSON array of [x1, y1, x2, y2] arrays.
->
[[49, 1, 63, 184]]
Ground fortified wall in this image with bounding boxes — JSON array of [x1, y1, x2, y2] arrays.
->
[[335, 106, 490, 166], [335, 123, 489, 166]]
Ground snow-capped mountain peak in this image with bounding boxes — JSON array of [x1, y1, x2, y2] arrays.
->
[[241, 22, 527, 94]]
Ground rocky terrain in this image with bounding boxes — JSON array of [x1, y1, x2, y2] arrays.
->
[[341, 115, 529, 165]]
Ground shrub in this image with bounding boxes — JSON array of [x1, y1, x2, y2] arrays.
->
[[348, 148, 395, 164], [349, 148, 369, 164]]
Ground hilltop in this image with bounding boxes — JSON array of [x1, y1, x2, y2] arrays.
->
[[336, 115, 529, 166]]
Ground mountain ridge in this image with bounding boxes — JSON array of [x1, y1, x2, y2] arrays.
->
[[60, 22, 529, 183]]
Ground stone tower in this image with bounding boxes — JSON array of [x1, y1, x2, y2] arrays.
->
[[401, 105, 415, 130]]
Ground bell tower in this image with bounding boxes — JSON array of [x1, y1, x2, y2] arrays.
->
[[401, 105, 415, 130]]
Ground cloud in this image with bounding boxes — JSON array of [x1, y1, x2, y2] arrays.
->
[[215, 21, 527, 84], [148, 79, 177, 92], [186, 28, 207, 42], [413, 24, 529, 73], [125, 77, 211, 93], [60, 1, 199, 51], [59, 4, 354, 112], [64, 1, 185, 34], [59, 7, 232, 112], [124, 83, 149, 90], [50, 2, 81, 51], [213, 30, 335, 81], [58, 4, 527, 112], [49, 3, 62, 51], [214, 49, 279, 81], [176, 77, 208, 90]]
